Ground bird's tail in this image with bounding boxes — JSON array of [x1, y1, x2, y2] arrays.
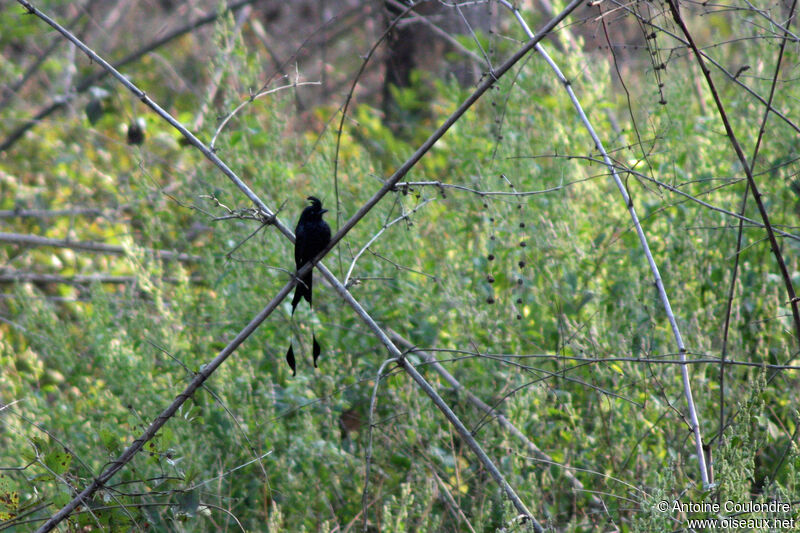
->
[[285, 343, 296, 376], [285, 271, 322, 376], [290, 271, 313, 314]]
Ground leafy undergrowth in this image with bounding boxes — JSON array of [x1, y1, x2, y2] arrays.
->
[[1, 2, 799, 531]]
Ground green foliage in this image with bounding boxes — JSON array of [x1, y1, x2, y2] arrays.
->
[[2, 3, 799, 532]]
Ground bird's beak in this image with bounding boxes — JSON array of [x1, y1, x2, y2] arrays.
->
[[321, 209, 329, 214]]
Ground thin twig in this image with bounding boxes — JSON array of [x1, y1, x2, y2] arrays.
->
[[739, 0, 800, 41], [385, 0, 484, 64], [330, 0, 423, 278], [569, 156, 800, 243], [343, 198, 434, 286], [391, 179, 574, 197], [209, 80, 322, 149], [430, 468, 478, 533], [413, 346, 800, 371], [145, 339, 269, 482]]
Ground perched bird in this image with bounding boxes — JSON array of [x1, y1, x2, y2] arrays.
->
[[291, 196, 331, 313], [286, 196, 331, 375]]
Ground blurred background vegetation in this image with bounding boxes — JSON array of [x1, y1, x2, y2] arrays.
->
[[1, 0, 799, 531]]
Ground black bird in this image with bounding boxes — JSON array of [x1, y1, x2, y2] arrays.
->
[[286, 196, 331, 375], [291, 196, 331, 312]]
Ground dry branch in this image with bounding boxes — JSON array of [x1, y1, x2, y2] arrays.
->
[[0, 232, 200, 262], [0, 207, 107, 219], [0, 270, 200, 285]]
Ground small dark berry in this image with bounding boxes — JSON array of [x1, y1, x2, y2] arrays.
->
[[488, 254, 495, 261], [519, 241, 526, 247], [487, 275, 495, 283], [518, 261, 525, 268], [486, 297, 495, 304]]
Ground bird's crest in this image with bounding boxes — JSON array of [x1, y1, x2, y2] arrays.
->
[[307, 196, 323, 210]]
